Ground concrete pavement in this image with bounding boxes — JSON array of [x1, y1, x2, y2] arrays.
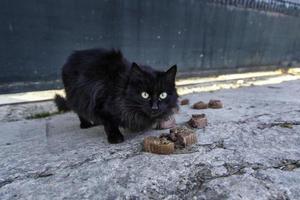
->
[[0, 79, 300, 199]]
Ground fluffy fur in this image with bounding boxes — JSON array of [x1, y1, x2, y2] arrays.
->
[[55, 48, 178, 144]]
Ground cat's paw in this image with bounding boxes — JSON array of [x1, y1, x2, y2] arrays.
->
[[80, 123, 93, 129], [108, 134, 124, 144]]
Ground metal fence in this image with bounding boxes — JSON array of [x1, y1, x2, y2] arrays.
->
[[1, 0, 300, 93], [212, 0, 300, 16]]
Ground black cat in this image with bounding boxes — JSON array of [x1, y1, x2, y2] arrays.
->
[[55, 48, 178, 144]]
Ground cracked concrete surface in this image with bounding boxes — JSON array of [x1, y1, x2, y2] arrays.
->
[[0, 80, 300, 199]]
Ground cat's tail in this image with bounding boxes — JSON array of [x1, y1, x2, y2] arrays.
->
[[54, 94, 70, 112]]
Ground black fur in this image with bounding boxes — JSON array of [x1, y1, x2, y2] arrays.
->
[[55, 48, 178, 144], [54, 94, 70, 112]]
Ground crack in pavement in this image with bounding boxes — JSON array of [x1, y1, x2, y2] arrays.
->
[[0, 179, 14, 188], [169, 159, 299, 199], [0, 170, 54, 189], [212, 159, 300, 181], [0, 153, 100, 189], [0, 149, 143, 189], [183, 159, 300, 195], [237, 109, 300, 125], [257, 121, 300, 129]]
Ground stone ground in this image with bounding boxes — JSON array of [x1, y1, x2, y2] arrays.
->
[[0, 80, 300, 200]]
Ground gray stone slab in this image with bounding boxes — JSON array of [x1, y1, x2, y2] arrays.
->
[[1, 80, 300, 199]]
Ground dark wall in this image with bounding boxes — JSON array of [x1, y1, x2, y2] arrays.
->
[[1, 0, 300, 93]]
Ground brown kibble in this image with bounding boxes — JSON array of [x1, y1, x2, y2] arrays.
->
[[208, 99, 223, 109], [192, 101, 208, 109], [143, 127, 197, 154], [188, 114, 208, 128], [176, 131, 198, 147], [180, 99, 190, 105], [160, 132, 177, 142], [169, 127, 197, 147], [143, 136, 175, 154]]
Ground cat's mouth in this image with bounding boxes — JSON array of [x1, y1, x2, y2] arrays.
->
[[151, 111, 161, 117], [150, 110, 170, 119]]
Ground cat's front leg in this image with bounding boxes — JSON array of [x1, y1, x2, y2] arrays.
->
[[103, 120, 124, 144], [78, 116, 96, 129]]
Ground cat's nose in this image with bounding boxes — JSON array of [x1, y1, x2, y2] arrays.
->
[[151, 102, 159, 111]]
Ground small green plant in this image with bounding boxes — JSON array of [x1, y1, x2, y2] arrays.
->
[[280, 122, 293, 129], [26, 111, 63, 119]]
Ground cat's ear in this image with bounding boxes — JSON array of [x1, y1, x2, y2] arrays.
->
[[165, 65, 177, 83], [130, 62, 144, 77]]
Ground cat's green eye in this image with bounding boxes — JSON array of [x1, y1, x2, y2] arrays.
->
[[159, 92, 168, 100], [141, 91, 149, 99]]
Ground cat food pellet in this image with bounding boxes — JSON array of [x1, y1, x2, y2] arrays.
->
[[143, 127, 197, 154], [176, 131, 198, 147], [160, 132, 177, 142], [170, 126, 197, 147], [180, 99, 190, 105], [157, 115, 176, 129], [192, 101, 208, 109], [143, 136, 175, 154], [188, 114, 208, 128], [208, 99, 223, 109]]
